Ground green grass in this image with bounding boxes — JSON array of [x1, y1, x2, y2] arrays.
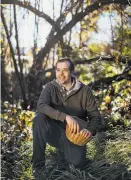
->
[[1, 128, 131, 180]]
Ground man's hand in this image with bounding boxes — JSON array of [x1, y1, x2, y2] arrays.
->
[[65, 115, 80, 133], [80, 129, 92, 140]]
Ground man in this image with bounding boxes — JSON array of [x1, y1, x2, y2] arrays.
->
[[32, 57, 103, 176]]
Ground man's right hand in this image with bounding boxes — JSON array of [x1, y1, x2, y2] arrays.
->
[[65, 115, 80, 134]]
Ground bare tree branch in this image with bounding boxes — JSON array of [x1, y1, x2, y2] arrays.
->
[[2, 0, 58, 29], [13, 5, 23, 75], [46, 0, 81, 42], [88, 71, 130, 90], [2, 0, 129, 69], [33, 0, 128, 67], [1, 8, 27, 108], [74, 56, 131, 64]]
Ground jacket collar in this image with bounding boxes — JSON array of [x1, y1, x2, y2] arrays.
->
[[51, 76, 83, 93]]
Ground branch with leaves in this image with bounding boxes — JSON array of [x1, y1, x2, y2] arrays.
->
[[88, 66, 131, 89]]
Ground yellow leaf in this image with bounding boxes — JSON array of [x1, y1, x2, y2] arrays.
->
[[87, 0, 91, 6], [104, 96, 111, 103]]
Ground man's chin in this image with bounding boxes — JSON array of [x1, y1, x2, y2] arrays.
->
[[59, 79, 66, 84], [60, 81, 66, 84]]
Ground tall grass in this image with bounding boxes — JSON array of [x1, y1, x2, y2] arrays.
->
[[1, 127, 131, 180]]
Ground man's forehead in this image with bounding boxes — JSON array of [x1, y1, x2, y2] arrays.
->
[[56, 61, 70, 69]]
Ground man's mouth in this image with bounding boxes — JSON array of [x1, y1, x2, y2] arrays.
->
[[59, 77, 65, 80]]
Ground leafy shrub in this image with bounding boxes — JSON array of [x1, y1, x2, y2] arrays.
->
[[95, 80, 131, 127]]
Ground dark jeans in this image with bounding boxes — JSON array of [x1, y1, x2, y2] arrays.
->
[[32, 113, 86, 169]]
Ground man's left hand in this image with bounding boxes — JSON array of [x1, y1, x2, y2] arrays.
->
[[80, 129, 92, 140]]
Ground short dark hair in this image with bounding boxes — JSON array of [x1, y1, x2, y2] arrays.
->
[[56, 57, 74, 72]]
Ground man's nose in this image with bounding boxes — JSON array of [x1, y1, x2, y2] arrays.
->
[[60, 71, 64, 75]]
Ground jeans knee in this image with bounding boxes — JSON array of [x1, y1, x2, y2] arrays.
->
[[33, 113, 50, 131], [68, 158, 84, 168], [33, 113, 51, 136], [33, 112, 48, 124], [65, 146, 86, 168]]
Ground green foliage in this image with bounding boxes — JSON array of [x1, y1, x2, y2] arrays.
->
[[88, 43, 105, 58], [1, 102, 34, 143], [1, 102, 35, 179], [97, 79, 131, 127], [2, 142, 33, 180], [105, 139, 131, 167], [115, 26, 131, 56]]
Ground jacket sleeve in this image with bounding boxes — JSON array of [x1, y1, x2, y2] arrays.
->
[[37, 83, 67, 122], [85, 86, 104, 135]]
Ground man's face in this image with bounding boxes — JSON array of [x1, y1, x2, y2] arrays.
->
[[56, 61, 72, 85]]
